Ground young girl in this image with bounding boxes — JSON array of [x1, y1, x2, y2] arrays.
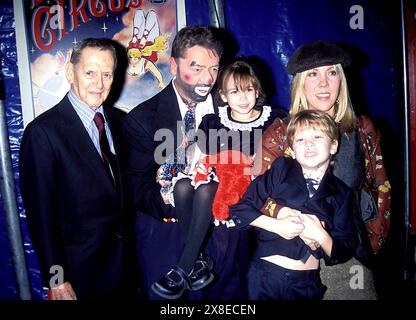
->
[[151, 58, 280, 299]]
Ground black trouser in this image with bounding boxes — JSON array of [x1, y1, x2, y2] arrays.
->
[[247, 258, 326, 300]]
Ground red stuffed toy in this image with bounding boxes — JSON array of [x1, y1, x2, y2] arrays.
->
[[192, 149, 253, 221]]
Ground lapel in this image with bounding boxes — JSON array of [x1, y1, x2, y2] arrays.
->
[[154, 82, 183, 145], [57, 95, 116, 190], [282, 158, 310, 203], [309, 169, 334, 201], [302, 169, 337, 224], [281, 158, 334, 203], [282, 158, 337, 223], [103, 105, 123, 158], [103, 105, 125, 203]]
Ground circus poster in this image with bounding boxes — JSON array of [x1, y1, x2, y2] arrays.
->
[[23, 0, 181, 119]]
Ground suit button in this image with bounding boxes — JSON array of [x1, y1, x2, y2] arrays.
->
[[115, 232, 123, 239]]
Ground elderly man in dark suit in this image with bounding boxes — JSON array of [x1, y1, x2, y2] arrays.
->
[[123, 26, 249, 300], [19, 38, 135, 300]]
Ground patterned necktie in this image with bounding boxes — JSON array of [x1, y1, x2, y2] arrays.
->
[[93, 112, 119, 187], [305, 178, 320, 198], [159, 100, 197, 181], [183, 105, 196, 146]]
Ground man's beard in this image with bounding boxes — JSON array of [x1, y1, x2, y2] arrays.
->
[[175, 74, 212, 103]]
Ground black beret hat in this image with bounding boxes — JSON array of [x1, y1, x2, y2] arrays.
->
[[286, 40, 351, 75]]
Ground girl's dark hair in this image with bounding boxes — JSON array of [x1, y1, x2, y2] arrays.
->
[[70, 38, 117, 69], [218, 58, 266, 110], [171, 26, 223, 60]]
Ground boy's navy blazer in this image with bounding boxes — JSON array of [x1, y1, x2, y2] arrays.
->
[[231, 156, 358, 265]]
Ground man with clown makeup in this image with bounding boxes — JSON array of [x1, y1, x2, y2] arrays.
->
[[123, 26, 249, 300]]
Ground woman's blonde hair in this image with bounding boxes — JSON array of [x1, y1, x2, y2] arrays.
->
[[289, 64, 358, 133]]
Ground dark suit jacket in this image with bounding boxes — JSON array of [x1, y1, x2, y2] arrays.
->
[[230, 156, 358, 266], [123, 82, 249, 300], [19, 94, 131, 299], [123, 82, 182, 220]]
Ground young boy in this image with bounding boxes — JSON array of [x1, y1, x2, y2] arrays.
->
[[229, 109, 358, 300]]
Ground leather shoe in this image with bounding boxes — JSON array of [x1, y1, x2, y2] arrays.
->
[[189, 253, 215, 291], [151, 265, 191, 299]]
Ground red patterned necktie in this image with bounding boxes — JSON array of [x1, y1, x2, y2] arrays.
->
[[93, 112, 119, 187]]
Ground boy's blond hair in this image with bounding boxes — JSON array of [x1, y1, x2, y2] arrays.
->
[[287, 110, 339, 147]]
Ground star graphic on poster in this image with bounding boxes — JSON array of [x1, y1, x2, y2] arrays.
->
[[72, 37, 78, 46], [102, 22, 108, 33]]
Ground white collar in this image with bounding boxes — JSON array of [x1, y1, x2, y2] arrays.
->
[[171, 78, 214, 127], [218, 105, 272, 132]]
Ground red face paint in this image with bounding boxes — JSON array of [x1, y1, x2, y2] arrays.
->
[[183, 73, 192, 83]]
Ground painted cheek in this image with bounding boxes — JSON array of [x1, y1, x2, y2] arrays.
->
[[183, 73, 193, 83]]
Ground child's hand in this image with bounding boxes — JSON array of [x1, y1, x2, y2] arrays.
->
[[299, 214, 326, 244], [300, 214, 332, 256], [299, 235, 320, 251], [273, 215, 305, 240], [278, 207, 301, 219], [195, 163, 210, 175], [190, 162, 213, 182], [189, 162, 207, 177], [246, 154, 256, 180]]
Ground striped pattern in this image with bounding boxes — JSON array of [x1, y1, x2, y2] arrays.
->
[[68, 90, 115, 156]]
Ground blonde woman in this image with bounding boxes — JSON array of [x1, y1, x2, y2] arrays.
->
[[257, 40, 391, 300]]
